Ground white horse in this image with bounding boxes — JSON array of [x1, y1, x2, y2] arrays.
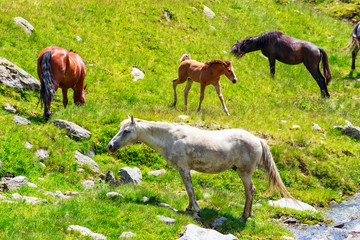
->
[[107, 116, 292, 221]]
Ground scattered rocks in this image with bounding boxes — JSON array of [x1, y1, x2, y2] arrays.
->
[[0, 57, 40, 91], [268, 198, 317, 212], [334, 120, 360, 140], [82, 180, 95, 189], [211, 217, 228, 229], [14, 17, 34, 34], [68, 225, 106, 240], [148, 169, 166, 177], [178, 115, 189, 120], [35, 149, 49, 160], [3, 103, 16, 113], [74, 151, 100, 172], [118, 167, 142, 185], [312, 123, 322, 132], [159, 203, 178, 213], [13, 116, 31, 125], [177, 224, 238, 240], [157, 215, 176, 224], [6, 176, 28, 191], [130, 67, 144, 81], [119, 231, 136, 238], [53, 119, 91, 140], [106, 192, 124, 198], [203, 6, 215, 19]]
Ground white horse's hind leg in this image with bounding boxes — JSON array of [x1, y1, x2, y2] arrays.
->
[[238, 174, 255, 222], [178, 167, 201, 219]]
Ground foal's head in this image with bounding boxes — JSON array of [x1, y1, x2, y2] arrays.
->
[[230, 38, 252, 58], [107, 115, 138, 152], [222, 60, 237, 84]]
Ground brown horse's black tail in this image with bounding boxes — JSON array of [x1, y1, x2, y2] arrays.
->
[[39, 51, 55, 109], [319, 48, 331, 86]]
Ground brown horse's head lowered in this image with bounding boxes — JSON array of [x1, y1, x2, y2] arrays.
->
[[37, 46, 87, 121]]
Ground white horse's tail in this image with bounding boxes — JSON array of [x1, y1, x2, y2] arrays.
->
[[180, 54, 190, 62], [260, 139, 293, 199]]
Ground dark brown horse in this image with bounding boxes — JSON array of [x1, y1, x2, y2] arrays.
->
[[37, 47, 87, 121], [172, 58, 237, 115], [345, 22, 360, 71], [231, 31, 331, 98]]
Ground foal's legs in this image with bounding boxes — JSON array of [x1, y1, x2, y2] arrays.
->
[[173, 79, 179, 106], [268, 57, 276, 78], [352, 45, 359, 70], [237, 173, 255, 222], [62, 88, 69, 108], [197, 83, 206, 112], [213, 82, 230, 115], [304, 60, 330, 98], [184, 79, 193, 110], [178, 167, 201, 219]]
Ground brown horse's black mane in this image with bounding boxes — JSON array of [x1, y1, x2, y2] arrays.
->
[[205, 60, 227, 66], [251, 31, 284, 46]]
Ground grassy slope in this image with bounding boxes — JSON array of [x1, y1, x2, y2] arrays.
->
[[0, 0, 359, 239]]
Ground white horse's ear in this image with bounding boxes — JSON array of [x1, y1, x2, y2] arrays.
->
[[127, 114, 130, 119], [131, 115, 134, 124]]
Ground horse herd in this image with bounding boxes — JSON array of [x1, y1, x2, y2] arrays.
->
[[36, 24, 360, 221]]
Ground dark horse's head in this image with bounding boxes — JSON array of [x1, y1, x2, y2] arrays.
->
[[230, 38, 254, 58]]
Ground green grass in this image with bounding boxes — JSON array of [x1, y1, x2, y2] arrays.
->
[[1, 0, 360, 239]]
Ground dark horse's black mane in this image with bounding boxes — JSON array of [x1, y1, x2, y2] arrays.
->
[[249, 31, 284, 46]]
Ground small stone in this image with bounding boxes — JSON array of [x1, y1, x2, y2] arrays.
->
[[157, 215, 176, 224], [53, 119, 91, 140], [66, 191, 80, 196], [44, 191, 55, 198], [105, 170, 116, 185], [130, 67, 144, 81], [291, 125, 301, 129], [23, 196, 39, 204], [209, 25, 216, 30], [7, 176, 28, 191], [27, 182, 37, 188], [39, 162, 46, 168], [142, 196, 149, 202], [14, 17, 34, 34], [159, 203, 178, 213], [148, 169, 166, 177], [281, 120, 287, 123], [38, 177, 44, 181], [118, 167, 142, 185], [24, 142, 33, 149], [177, 224, 238, 240], [68, 225, 106, 240], [203, 6, 215, 18], [312, 123, 322, 131], [211, 217, 228, 228], [82, 180, 95, 189], [54, 191, 65, 199], [11, 193, 23, 200], [106, 192, 124, 198], [119, 231, 136, 238], [3, 104, 16, 113], [268, 198, 317, 212], [76, 36, 82, 42], [35, 149, 49, 160], [74, 151, 100, 172], [13, 116, 31, 125], [203, 193, 211, 198], [178, 115, 189, 120]]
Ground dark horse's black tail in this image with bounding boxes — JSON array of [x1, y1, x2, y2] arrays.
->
[[319, 48, 331, 86], [39, 51, 55, 109]]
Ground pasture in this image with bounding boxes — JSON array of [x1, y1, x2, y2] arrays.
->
[[0, 0, 359, 239]]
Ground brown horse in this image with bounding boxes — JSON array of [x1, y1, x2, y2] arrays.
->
[[346, 22, 360, 71], [172, 58, 237, 115], [231, 31, 331, 98], [37, 47, 87, 121]]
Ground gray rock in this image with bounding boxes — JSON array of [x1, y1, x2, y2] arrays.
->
[[106, 192, 124, 198], [82, 180, 95, 189], [13, 116, 31, 125], [312, 123, 322, 131], [334, 120, 360, 140], [3, 103, 16, 113], [268, 198, 317, 212], [68, 225, 106, 240], [0, 57, 40, 91], [148, 169, 166, 177], [85, 150, 96, 158], [291, 125, 301, 130], [130, 67, 144, 81], [203, 6, 215, 18], [22, 196, 39, 204], [105, 170, 117, 185], [39, 162, 46, 168], [54, 190, 65, 199], [74, 151, 100, 172], [24, 142, 33, 149], [14, 17, 34, 34], [119, 231, 136, 238], [76, 36, 82, 42], [66, 191, 80, 196], [7, 176, 28, 191], [178, 115, 189, 120], [159, 203, 178, 213], [203, 193, 211, 198], [27, 182, 37, 188], [53, 119, 91, 140], [11, 193, 23, 201], [35, 149, 49, 160], [211, 217, 228, 229], [118, 167, 142, 185], [177, 224, 238, 240], [44, 191, 55, 198], [157, 215, 175, 224], [142, 196, 149, 202]]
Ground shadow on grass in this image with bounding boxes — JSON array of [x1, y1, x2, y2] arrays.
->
[[342, 71, 360, 80]]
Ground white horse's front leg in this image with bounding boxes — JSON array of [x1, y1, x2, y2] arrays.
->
[[178, 167, 201, 219]]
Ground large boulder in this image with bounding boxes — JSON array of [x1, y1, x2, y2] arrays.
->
[[53, 119, 91, 140], [74, 151, 100, 172], [334, 120, 360, 140], [177, 224, 238, 240], [14, 17, 34, 34], [118, 167, 142, 185], [0, 57, 40, 91]]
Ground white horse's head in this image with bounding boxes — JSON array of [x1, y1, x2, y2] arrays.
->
[[107, 115, 138, 152]]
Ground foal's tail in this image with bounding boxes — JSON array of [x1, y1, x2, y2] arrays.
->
[[39, 51, 55, 108], [260, 139, 293, 199], [319, 48, 332, 86]]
